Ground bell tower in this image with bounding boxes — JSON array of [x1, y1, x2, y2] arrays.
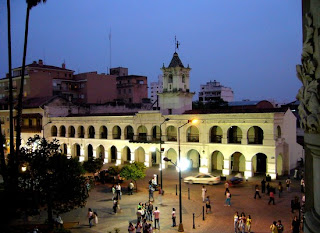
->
[[158, 52, 195, 115]]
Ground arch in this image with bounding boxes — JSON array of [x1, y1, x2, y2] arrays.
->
[[78, 126, 85, 138], [88, 126, 95, 139], [210, 126, 222, 143], [68, 126, 75, 138], [166, 126, 177, 141], [110, 146, 117, 162], [51, 126, 57, 137], [72, 143, 81, 157], [87, 144, 93, 160], [99, 126, 108, 139], [277, 125, 281, 139], [121, 146, 131, 164], [112, 126, 121, 139], [228, 126, 242, 144], [59, 125, 66, 137], [252, 153, 267, 174], [61, 143, 68, 155], [211, 151, 224, 171], [137, 125, 148, 141], [231, 152, 245, 172], [187, 126, 199, 142], [152, 126, 160, 141], [187, 149, 200, 168], [124, 125, 134, 140], [96, 145, 105, 160], [135, 147, 145, 163], [166, 148, 177, 166], [247, 126, 263, 144], [277, 154, 283, 176]]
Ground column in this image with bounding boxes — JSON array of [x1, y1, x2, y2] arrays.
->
[[116, 151, 121, 166], [92, 149, 97, 159], [130, 152, 135, 163], [199, 155, 209, 173], [79, 145, 85, 162], [67, 145, 71, 159], [267, 157, 276, 180], [241, 134, 247, 145], [104, 151, 108, 164], [144, 153, 150, 167], [244, 160, 253, 178], [222, 132, 228, 144], [223, 159, 230, 175]]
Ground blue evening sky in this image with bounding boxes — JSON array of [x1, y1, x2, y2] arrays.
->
[[0, 0, 302, 102]]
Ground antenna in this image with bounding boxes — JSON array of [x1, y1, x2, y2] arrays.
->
[[109, 28, 112, 71]]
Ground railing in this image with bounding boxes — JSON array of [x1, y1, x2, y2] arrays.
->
[[187, 134, 199, 142], [100, 133, 108, 139], [68, 133, 75, 138], [78, 133, 84, 138], [112, 134, 121, 139], [88, 134, 95, 139], [210, 135, 222, 143], [228, 136, 242, 144], [167, 135, 177, 142], [125, 133, 134, 140], [248, 136, 263, 144], [131, 135, 161, 143], [21, 125, 42, 133]]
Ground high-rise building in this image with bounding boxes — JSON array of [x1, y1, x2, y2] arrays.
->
[[150, 75, 163, 104], [199, 80, 234, 103]]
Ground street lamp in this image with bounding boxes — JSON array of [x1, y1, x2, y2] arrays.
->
[[164, 119, 198, 232], [159, 117, 170, 191], [42, 120, 52, 138]]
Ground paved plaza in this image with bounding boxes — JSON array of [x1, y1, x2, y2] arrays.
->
[[28, 167, 303, 233]]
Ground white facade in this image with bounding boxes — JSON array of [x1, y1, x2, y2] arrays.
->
[[199, 80, 234, 103], [28, 107, 304, 180]]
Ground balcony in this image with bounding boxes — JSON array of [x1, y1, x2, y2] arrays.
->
[[228, 136, 242, 144], [248, 136, 263, 145], [210, 135, 222, 143], [187, 134, 199, 142], [130, 135, 161, 143]]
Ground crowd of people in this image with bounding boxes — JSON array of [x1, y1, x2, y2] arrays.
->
[[233, 211, 252, 233]]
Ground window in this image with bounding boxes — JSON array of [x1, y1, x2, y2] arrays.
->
[[168, 74, 173, 83], [168, 109, 172, 115], [182, 74, 185, 83], [29, 119, 32, 127]]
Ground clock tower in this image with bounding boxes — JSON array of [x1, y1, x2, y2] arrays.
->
[[158, 52, 195, 115]]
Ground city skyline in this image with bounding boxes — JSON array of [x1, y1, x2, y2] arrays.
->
[[0, 0, 302, 102]]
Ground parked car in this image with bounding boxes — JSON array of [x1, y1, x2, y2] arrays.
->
[[228, 173, 244, 185], [184, 173, 221, 185]]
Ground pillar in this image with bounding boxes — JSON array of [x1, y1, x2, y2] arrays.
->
[[267, 158, 276, 180], [130, 152, 135, 163], [79, 145, 85, 162], [104, 151, 108, 164], [244, 160, 253, 178], [199, 156, 208, 173], [67, 145, 71, 159], [144, 153, 150, 167], [223, 159, 230, 175], [116, 151, 121, 166], [222, 132, 228, 144], [92, 149, 97, 159]]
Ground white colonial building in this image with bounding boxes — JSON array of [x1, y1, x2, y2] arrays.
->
[[19, 52, 303, 180], [199, 80, 234, 103]]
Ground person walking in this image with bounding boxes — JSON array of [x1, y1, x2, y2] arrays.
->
[[171, 208, 176, 227], [266, 182, 270, 194], [148, 201, 153, 222], [286, 177, 291, 192], [225, 190, 231, 206], [93, 211, 98, 225], [149, 186, 155, 202], [254, 185, 261, 199], [142, 219, 148, 233], [205, 196, 212, 213], [135, 220, 143, 233], [137, 207, 143, 222], [116, 183, 122, 200], [300, 178, 305, 193], [153, 207, 160, 229], [54, 214, 63, 229], [276, 220, 284, 233], [234, 211, 239, 233], [202, 185, 207, 202], [239, 213, 246, 233], [261, 178, 266, 193], [224, 181, 229, 195], [87, 208, 94, 228], [112, 185, 116, 200], [128, 222, 135, 233], [129, 181, 134, 195], [113, 198, 118, 214], [246, 215, 252, 233], [270, 221, 278, 233], [268, 190, 275, 205], [291, 216, 300, 233], [278, 182, 283, 198]]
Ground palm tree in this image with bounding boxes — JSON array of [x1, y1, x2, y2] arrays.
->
[[15, 0, 47, 162]]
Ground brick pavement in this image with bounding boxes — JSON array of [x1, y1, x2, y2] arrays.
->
[[25, 167, 304, 233]]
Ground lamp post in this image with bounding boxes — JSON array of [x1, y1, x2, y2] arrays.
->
[[164, 119, 197, 232], [159, 118, 169, 191], [42, 120, 52, 138]]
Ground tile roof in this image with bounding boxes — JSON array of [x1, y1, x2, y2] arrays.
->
[[168, 52, 184, 68]]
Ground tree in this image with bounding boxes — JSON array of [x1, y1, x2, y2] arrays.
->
[[120, 162, 146, 191], [19, 135, 88, 225], [16, 0, 47, 172], [82, 158, 103, 176]]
